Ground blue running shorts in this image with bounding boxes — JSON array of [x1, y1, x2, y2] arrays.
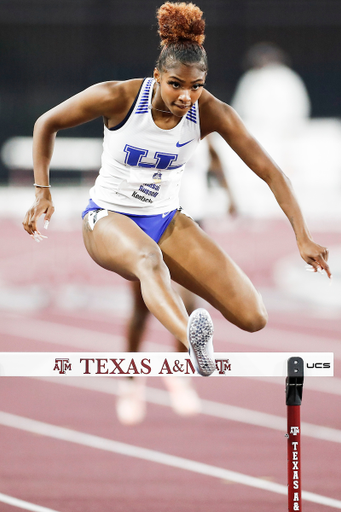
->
[[82, 198, 177, 243]]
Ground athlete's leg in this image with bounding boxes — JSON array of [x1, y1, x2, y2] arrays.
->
[[174, 284, 197, 351], [117, 281, 149, 425], [82, 211, 189, 347], [159, 212, 268, 332], [126, 281, 150, 352], [127, 280, 195, 352]]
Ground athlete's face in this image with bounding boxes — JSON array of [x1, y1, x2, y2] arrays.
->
[[154, 63, 206, 117]]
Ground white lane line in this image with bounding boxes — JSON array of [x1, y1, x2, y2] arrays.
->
[[0, 314, 125, 351], [1, 411, 341, 509], [0, 313, 164, 352], [39, 377, 341, 444], [0, 491, 60, 512], [2, 311, 341, 359], [256, 376, 341, 397], [214, 317, 341, 359]]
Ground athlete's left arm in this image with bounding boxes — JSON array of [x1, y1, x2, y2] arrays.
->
[[199, 91, 331, 277]]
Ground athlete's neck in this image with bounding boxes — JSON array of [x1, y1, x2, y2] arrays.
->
[[150, 83, 182, 118], [149, 104, 172, 115]]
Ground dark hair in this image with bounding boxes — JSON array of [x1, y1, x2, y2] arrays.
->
[[156, 2, 208, 73]]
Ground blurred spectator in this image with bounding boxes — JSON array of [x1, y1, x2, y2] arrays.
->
[[231, 42, 311, 134], [222, 42, 332, 219], [226, 41, 341, 224]]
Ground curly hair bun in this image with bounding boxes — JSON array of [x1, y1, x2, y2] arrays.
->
[[157, 2, 205, 46]]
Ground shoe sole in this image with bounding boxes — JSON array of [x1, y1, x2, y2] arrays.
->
[[187, 308, 215, 377]]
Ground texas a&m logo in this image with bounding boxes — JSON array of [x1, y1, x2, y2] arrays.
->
[[53, 358, 72, 375], [215, 359, 231, 374]]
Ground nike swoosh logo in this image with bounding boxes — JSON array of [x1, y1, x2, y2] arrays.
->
[[176, 139, 194, 148]]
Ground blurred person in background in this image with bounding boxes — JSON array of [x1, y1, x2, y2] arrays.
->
[[231, 42, 311, 134], [226, 41, 313, 216], [231, 42, 341, 222], [117, 135, 238, 425]]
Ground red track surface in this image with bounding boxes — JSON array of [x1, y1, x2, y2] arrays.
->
[[0, 217, 340, 512]]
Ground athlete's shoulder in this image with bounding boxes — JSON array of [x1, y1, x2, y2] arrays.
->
[[198, 89, 238, 137], [198, 89, 234, 119], [88, 78, 145, 125], [92, 79, 144, 110], [101, 78, 144, 95]]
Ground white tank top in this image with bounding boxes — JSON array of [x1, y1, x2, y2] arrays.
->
[[90, 77, 201, 215]]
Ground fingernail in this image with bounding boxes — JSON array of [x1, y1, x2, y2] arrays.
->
[[44, 220, 49, 230]]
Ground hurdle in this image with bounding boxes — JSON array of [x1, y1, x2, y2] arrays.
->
[[286, 357, 304, 512], [0, 351, 334, 512]]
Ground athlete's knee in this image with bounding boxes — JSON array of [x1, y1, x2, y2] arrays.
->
[[242, 299, 268, 332], [136, 247, 167, 276], [244, 310, 268, 332]]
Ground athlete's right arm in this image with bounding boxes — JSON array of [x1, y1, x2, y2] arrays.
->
[[22, 80, 142, 236]]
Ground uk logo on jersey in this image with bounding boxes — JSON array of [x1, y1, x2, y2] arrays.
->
[[124, 144, 182, 170]]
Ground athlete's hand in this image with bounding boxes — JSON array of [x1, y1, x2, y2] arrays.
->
[[297, 238, 331, 278], [22, 188, 54, 241]]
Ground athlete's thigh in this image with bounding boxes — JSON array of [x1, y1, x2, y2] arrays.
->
[[82, 211, 162, 281], [159, 211, 264, 326]]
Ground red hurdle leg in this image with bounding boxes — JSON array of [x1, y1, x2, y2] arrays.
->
[[286, 357, 304, 512]]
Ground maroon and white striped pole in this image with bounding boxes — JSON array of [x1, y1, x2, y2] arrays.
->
[[286, 357, 304, 512]]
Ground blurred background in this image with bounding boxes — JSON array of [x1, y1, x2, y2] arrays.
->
[[0, 2, 341, 511], [0, 0, 340, 312]]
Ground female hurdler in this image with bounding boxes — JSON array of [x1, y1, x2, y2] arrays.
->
[[23, 2, 331, 377]]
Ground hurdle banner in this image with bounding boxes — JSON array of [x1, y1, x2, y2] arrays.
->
[[0, 352, 334, 377]]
